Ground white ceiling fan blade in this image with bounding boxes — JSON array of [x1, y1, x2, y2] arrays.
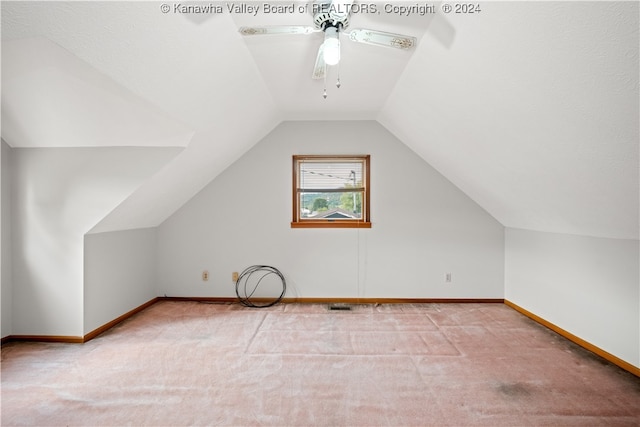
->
[[312, 43, 326, 80], [347, 29, 417, 50], [239, 26, 318, 36]]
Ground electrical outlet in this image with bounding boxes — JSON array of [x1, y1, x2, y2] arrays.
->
[[202, 270, 209, 281], [445, 273, 452, 283], [232, 272, 239, 282]]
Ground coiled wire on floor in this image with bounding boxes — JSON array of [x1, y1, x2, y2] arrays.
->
[[235, 265, 286, 308]]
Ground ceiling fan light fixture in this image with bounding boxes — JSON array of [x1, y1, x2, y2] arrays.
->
[[323, 26, 340, 66]]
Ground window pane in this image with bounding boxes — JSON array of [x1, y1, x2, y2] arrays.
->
[[299, 161, 364, 190], [300, 191, 363, 220]]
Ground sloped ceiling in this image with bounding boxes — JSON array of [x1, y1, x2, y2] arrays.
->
[[1, 1, 281, 233], [379, 1, 639, 240], [2, 1, 638, 239], [2, 37, 194, 148]]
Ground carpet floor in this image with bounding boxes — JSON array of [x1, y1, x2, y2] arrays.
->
[[1, 301, 639, 426]]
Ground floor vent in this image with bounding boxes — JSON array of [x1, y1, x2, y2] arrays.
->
[[328, 303, 352, 311]]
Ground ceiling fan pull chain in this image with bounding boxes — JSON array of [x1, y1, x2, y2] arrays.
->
[[336, 62, 341, 89], [323, 70, 328, 99]]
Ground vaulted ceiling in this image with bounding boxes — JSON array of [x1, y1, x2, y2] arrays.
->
[[2, 1, 638, 239]]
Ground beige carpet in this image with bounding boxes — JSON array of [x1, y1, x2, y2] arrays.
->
[[2, 301, 639, 426]]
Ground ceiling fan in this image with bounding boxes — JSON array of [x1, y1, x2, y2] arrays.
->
[[238, 0, 417, 98]]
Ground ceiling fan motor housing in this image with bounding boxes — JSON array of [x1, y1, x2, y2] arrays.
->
[[313, 0, 350, 30]]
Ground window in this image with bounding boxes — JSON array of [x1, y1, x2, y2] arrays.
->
[[292, 155, 371, 228]]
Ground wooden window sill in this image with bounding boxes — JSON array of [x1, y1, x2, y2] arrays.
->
[[291, 222, 372, 229]]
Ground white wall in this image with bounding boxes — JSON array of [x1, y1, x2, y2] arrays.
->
[[1, 140, 12, 338], [505, 228, 639, 367], [10, 147, 180, 336], [157, 121, 505, 299], [84, 228, 157, 335]]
